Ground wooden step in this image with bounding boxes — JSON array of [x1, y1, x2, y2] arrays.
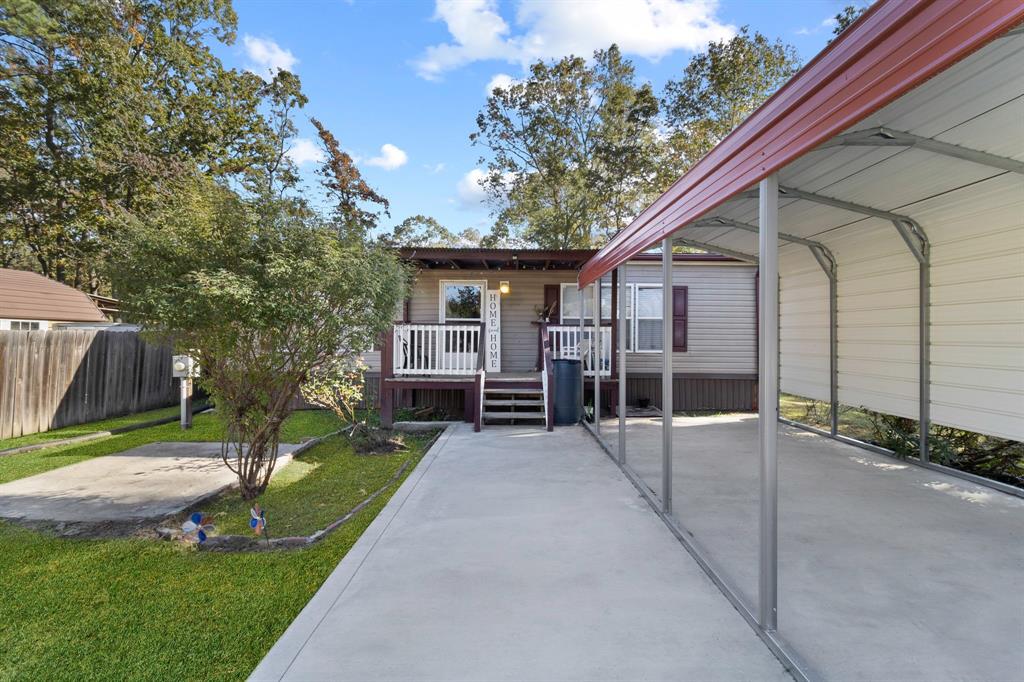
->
[[484, 399, 544, 406], [484, 387, 542, 395], [483, 412, 546, 421]]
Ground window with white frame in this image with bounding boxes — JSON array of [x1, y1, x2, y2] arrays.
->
[[439, 281, 485, 322], [559, 282, 615, 324], [634, 284, 663, 352], [560, 282, 636, 350], [8, 320, 41, 331]]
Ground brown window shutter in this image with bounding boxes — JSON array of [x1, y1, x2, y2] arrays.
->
[[543, 284, 560, 322], [672, 286, 688, 352]]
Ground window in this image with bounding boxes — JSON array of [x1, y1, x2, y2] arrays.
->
[[559, 282, 614, 325], [634, 285, 663, 352], [440, 281, 485, 322], [561, 282, 634, 349], [557, 282, 683, 354], [9, 320, 40, 331]]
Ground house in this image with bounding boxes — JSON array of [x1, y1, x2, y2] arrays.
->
[[0, 268, 108, 330], [368, 248, 757, 429]]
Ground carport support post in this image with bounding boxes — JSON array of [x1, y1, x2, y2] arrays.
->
[[594, 278, 601, 434], [618, 265, 627, 464], [661, 238, 673, 514], [579, 286, 585, 423], [758, 174, 779, 631]]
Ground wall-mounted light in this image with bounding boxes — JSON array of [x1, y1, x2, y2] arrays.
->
[[499, 280, 510, 295]]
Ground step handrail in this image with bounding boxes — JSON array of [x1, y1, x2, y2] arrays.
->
[[542, 327, 555, 431]]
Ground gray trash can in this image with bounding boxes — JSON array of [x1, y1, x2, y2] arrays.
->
[[553, 359, 582, 425]]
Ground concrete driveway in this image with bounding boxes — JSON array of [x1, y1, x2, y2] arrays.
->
[[0, 441, 300, 521], [251, 424, 789, 682]]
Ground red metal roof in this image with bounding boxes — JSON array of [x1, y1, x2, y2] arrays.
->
[[579, 0, 1024, 286], [0, 269, 107, 323]]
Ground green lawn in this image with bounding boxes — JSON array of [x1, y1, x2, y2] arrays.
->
[[0, 403, 210, 453], [0, 415, 438, 681], [0, 410, 343, 486]]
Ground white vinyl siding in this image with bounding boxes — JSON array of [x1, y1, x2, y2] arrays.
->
[[621, 262, 757, 374]]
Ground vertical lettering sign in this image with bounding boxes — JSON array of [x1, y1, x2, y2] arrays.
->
[[485, 290, 501, 372]]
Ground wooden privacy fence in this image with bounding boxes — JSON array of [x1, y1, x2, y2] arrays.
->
[[0, 330, 176, 440]]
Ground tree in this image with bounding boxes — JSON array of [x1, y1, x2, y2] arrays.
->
[[375, 214, 482, 249], [312, 117, 389, 243], [0, 0, 307, 291], [110, 177, 407, 499], [471, 45, 661, 249], [661, 27, 800, 179], [831, 5, 868, 39]]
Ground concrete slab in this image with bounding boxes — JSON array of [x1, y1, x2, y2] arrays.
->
[[0, 441, 301, 521], [251, 424, 790, 682], [603, 414, 1024, 681]]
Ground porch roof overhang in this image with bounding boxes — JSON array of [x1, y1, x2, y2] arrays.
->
[[399, 247, 597, 271], [578, 0, 1024, 286]]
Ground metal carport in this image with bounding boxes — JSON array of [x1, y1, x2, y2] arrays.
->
[[577, 1, 1024, 679]]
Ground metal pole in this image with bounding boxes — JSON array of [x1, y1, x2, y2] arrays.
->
[[758, 174, 779, 631], [618, 265, 627, 465], [594, 277, 601, 434], [579, 285, 585, 423], [180, 377, 192, 430], [661, 238, 673, 514], [829, 266, 838, 436], [919, 254, 930, 462]]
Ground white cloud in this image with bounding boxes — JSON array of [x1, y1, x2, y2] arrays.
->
[[366, 143, 408, 170], [285, 138, 324, 166], [243, 35, 298, 79], [424, 162, 446, 174], [415, 0, 735, 80], [796, 16, 837, 36], [456, 168, 488, 207], [485, 73, 517, 95]]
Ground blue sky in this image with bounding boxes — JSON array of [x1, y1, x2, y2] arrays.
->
[[214, 0, 858, 238]]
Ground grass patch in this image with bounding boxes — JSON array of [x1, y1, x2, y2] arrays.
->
[[0, 403, 210, 453], [193, 429, 434, 537], [0, 424, 438, 681], [0, 410, 344, 485]]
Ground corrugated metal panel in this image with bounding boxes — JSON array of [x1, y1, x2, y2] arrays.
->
[[780, 247, 830, 402], [915, 174, 1024, 440]]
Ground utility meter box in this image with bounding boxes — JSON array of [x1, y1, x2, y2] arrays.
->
[[172, 355, 199, 378]]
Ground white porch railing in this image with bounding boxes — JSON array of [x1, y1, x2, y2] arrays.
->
[[393, 323, 482, 376], [548, 325, 611, 377]]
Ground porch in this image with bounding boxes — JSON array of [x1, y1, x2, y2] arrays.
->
[[379, 249, 625, 432]]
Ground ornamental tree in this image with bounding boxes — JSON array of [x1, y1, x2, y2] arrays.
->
[[110, 178, 407, 499]]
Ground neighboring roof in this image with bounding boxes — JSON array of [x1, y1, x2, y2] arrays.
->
[[399, 247, 742, 271], [0, 269, 107, 322], [580, 0, 1024, 285]]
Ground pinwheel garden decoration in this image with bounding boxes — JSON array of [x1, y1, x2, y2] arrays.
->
[[250, 504, 271, 546], [181, 512, 214, 543], [250, 504, 266, 535]]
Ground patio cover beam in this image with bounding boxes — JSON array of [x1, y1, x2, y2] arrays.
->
[[661, 239, 673, 514], [764, 185, 931, 460], [675, 237, 759, 263], [820, 127, 1024, 175], [694, 216, 839, 433], [618, 265, 627, 465], [758, 174, 779, 632]]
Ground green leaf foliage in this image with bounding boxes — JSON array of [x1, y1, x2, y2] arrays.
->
[[471, 45, 662, 249], [108, 177, 408, 498], [661, 27, 800, 178]]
